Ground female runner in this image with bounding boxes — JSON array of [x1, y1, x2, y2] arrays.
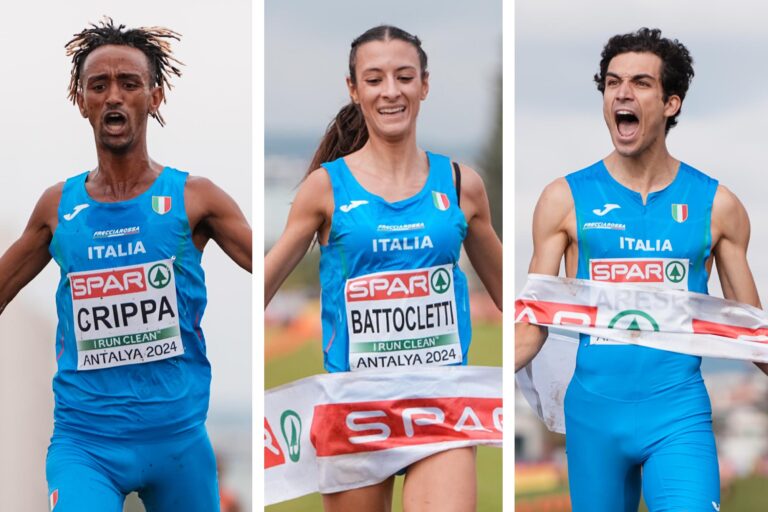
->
[[265, 25, 502, 512]]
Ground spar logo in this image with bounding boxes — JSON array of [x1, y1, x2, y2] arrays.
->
[[608, 310, 660, 332], [280, 410, 302, 463], [311, 397, 502, 456], [665, 261, 686, 283], [430, 268, 451, 294], [147, 263, 171, 289], [347, 270, 430, 302], [264, 418, 286, 469], [70, 267, 146, 300], [590, 258, 687, 286]]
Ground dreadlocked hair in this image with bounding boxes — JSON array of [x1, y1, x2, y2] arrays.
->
[[65, 16, 183, 126]]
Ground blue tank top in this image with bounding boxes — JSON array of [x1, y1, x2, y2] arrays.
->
[[49, 167, 210, 438], [566, 160, 718, 400], [319, 151, 471, 373]]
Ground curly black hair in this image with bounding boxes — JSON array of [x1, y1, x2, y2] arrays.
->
[[65, 16, 183, 126], [594, 28, 694, 133]]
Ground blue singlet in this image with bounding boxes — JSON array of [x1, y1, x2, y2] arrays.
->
[[46, 168, 218, 511], [564, 160, 721, 512], [318, 152, 472, 373]]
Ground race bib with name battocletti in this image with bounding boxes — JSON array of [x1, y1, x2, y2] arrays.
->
[[345, 264, 462, 371]]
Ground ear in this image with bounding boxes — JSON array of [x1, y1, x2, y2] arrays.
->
[[346, 76, 359, 105], [420, 71, 430, 101], [149, 85, 164, 115], [76, 90, 88, 118], [663, 94, 681, 119]]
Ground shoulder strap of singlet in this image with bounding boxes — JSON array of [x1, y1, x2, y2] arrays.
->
[[452, 161, 461, 208]]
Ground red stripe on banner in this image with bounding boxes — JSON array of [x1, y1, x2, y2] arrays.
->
[[264, 418, 286, 468], [514, 299, 597, 327], [692, 319, 768, 342], [311, 397, 502, 456]]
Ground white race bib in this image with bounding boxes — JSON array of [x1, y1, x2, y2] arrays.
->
[[345, 264, 462, 371], [69, 259, 184, 370]]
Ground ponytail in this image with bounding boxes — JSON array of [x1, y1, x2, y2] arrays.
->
[[306, 102, 369, 175]]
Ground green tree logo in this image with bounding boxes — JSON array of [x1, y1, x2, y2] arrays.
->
[[665, 261, 686, 283], [147, 264, 171, 289], [280, 410, 302, 463], [608, 310, 660, 332], [431, 268, 451, 294]]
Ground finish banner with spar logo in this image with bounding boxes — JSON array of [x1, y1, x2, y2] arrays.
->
[[264, 366, 502, 505], [515, 274, 768, 432]]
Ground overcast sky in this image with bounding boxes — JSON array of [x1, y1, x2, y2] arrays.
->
[[0, 0, 252, 413], [516, 0, 768, 308]]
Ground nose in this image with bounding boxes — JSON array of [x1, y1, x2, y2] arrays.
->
[[616, 79, 634, 101], [382, 76, 400, 100], [105, 81, 123, 106]]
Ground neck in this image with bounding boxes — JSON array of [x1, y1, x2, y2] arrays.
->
[[603, 142, 679, 201], [355, 134, 423, 177], [89, 142, 162, 201]]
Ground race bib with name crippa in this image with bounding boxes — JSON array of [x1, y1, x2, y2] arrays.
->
[[345, 264, 462, 371], [68, 259, 184, 370]]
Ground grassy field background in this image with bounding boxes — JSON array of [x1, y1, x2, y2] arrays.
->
[[265, 321, 503, 511]]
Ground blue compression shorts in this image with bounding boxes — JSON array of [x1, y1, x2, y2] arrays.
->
[[46, 424, 219, 512], [564, 374, 720, 512]]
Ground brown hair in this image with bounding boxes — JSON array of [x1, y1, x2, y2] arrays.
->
[[306, 25, 428, 174]]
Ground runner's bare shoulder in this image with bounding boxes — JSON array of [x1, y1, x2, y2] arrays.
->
[[533, 177, 574, 233], [295, 168, 334, 216], [35, 182, 65, 229], [712, 183, 750, 242]]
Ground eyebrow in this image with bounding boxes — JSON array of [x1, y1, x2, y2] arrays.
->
[[605, 71, 657, 81], [361, 65, 418, 74], [85, 72, 145, 83]]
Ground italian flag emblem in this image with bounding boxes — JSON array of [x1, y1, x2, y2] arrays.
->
[[152, 196, 172, 215], [49, 489, 58, 510], [432, 191, 450, 211], [671, 203, 688, 223]]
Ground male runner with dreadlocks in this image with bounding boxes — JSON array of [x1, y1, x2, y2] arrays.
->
[[0, 18, 251, 511]]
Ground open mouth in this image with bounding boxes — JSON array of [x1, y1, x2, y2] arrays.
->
[[103, 111, 127, 131], [615, 110, 639, 138]]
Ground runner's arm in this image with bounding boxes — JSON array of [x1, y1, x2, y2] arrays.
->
[[264, 169, 333, 306], [515, 178, 573, 372], [186, 177, 252, 273], [0, 185, 60, 315], [710, 185, 767, 374], [460, 164, 502, 311]]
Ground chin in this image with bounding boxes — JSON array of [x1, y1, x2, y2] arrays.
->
[[375, 122, 415, 141], [99, 137, 134, 154]]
